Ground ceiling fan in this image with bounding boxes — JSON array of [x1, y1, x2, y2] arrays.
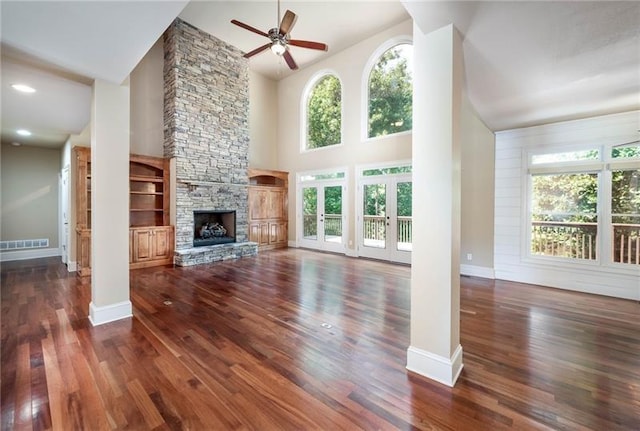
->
[[231, 0, 328, 70]]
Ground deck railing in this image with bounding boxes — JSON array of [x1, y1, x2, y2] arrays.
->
[[303, 214, 343, 238], [613, 223, 640, 264], [531, 221, 597, 260], [362, 216, 412, 243], [531, 221, 640, 265]]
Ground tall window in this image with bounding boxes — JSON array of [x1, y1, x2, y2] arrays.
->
[[367, 43, 413, 138], [611, 144, 640, 264], [305, 74, 341, 150], [528, 145, 640, 266]]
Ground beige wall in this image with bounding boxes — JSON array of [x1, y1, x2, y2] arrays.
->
[[249, 70, 278, 168], [130, 37, 165, 157], [1, 143, 61, 248], [460, 96, 495, 270]]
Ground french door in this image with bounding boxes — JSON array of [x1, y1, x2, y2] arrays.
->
[[298, 181, 346, 253], [357, 175, 412, 263]]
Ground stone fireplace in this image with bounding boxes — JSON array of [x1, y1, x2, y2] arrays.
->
[[163, 19, 257, 266]]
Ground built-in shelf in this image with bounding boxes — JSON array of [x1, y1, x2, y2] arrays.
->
[[74, 147, 174, 276]]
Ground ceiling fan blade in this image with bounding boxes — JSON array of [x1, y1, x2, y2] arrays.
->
[[279, 10, 297, 35], [244, 43, 271, 58], [231, 19, 269, 38], [289, 40, 328, 51], [283, 50, 298, 70]]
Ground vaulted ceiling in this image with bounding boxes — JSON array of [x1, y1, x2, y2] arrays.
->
[[1, 1, 638, 148]]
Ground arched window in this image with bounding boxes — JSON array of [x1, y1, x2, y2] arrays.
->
[[304, 73, 342, 150], [366, 42, 413, 139]]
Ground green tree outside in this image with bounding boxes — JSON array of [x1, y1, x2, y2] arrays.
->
[[307, 75, 341, 149], [368, 44, 413, 138]]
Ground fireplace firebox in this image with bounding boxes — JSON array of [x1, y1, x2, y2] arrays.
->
[[193, 210, 236, 247]]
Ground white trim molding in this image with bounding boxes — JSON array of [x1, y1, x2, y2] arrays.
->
[[406, 344, 464, 387], [460, 264, 495, 279], [0, 247, 61, 262], [67, 261, 78, 272], [89, 300, 132, 326]]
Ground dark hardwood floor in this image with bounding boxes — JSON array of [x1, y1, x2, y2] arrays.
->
[[2, 249, 639, 430]]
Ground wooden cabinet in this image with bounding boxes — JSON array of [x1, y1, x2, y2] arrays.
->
[[130, 226, 174, 269], [248, 169, 289, 250], [73, 147, 174, 275]]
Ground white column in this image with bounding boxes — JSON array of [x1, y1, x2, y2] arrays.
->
[[89, 79, 131, 326], [406, 24, 464, 386]]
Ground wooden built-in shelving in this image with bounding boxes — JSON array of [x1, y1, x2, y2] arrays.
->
[[74, 147, 174, 275]]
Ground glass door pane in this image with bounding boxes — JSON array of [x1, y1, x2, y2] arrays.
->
[[363, 183, 386, 249], [323, 185, 342, 244], [396, 181, 412, 251], [302, 187, 318, 240]]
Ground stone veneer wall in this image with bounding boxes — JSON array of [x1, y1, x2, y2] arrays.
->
[[163, 18, 254, 257]]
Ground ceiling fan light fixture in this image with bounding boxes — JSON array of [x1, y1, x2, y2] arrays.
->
[[271, 41, 286, 56]]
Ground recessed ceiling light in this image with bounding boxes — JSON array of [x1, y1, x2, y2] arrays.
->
[[16, 129, 32, 136], [11, 142, 22, 147], [11, 84, 36, 93]]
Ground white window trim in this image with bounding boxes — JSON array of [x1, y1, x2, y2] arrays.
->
[[360, 36, 413, 143], [300, 69, 344, 153], [295, 167, 349, 252]]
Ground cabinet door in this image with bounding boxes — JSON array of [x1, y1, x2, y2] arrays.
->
[[152, 227, 171, 259], [249, 189, 269, 220], [269, 222, 288, 245], [133, 229, 153, 262], [249, 223, 261, 243], [259, 223, 270, 246], [268, 189, 286, 219]]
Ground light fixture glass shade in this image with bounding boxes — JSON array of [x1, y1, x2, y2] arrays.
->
[[271, 41, 286, 56]]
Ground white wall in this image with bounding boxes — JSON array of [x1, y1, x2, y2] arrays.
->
[[249, 70, 278, 168], [494, 110, 640, 300]]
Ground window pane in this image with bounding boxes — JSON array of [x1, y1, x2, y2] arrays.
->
[[612, 144, 640, 159], [530, 173, 598, 260], [531, 149, 599, 164], [362, 166, 411, 176], [307, 75, 341, 149], [303, 187, 318, 240], [300, 172, 345, 182], [612, 169, 640, 264], [368, 44, 413, 138], [363, 183, 386, 249], [324, 186, 342, 243]]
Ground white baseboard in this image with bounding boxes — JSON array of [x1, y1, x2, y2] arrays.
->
[[460, 264, 495, 279], [89, 301, 132, 326], [0, 247, 61, 262], [345, 248, 358, 257], [406, 344, 464, 387], [67, 261, 78, 272], [288, 240, 297, 248]]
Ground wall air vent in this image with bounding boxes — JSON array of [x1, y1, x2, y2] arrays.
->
[[0, 238, 49, 251]]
